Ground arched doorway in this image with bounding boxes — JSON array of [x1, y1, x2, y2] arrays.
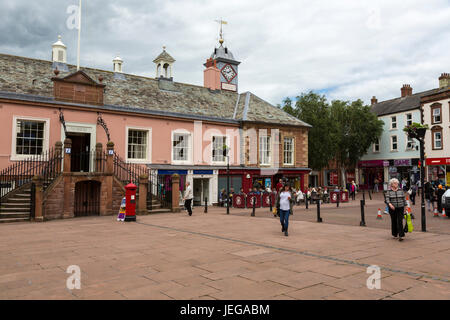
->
[[74, 181, 101, 217]]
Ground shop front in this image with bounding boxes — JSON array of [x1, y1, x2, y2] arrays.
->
[[358, 160, 389, 190], [389, 158, 420, 186], [426, 158, 450, 186]]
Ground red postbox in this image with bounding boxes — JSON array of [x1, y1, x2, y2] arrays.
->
[[125, 182, 137, 222]]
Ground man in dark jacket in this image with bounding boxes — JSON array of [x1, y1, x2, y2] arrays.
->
[[437, 185, 445, 213]]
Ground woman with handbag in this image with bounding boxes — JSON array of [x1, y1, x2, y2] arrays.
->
[[385, 178, 407, 241], [276, 184, 294, 236]]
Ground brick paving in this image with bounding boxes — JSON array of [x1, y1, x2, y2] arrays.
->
[[0, 205, 449, 300]]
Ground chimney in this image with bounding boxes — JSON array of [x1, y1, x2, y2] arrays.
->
[[439, 73, 450, 88], [401, 84, 412, 97], [371, 96, 378, 105], [203, 58, 220, 91]]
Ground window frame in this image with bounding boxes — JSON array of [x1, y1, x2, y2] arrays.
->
[[406, 113, 413, 126], [11, 116, 50, 161], [390, 135, 398, 152], [171, 130, 193, 165], [431, 103, 442, 124], [259, 135, 271, 165], [125, 126, 152, 163], [432, 128, 443, 150], [283, 137, 294, 165], [405, 135, 415, 151], [373, 138, 380, 153], [211, 135, 227, 164], [391, 116, 397, 129]]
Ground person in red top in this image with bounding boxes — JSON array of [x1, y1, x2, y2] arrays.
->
[[276, 179, 283, 193]]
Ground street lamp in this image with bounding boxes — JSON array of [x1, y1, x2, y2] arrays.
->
[[405, 123, 428, 232]]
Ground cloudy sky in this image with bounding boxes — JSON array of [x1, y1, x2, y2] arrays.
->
[[1, 0, 449, 106]]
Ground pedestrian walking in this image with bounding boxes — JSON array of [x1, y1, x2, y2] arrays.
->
[[276, 184, 294, 237], [350, 181, 356, 200], [424, 181, 433, 212], [373, 178, 379, 193], [183, 181, 193, 216], [409, 184, 417, 205], [437, 185, 445, 214], [385, 178, 408, 241]]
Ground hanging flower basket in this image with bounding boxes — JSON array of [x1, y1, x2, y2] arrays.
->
[[403, 123, 428, 139]]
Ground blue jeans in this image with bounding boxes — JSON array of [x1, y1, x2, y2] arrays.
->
[[280, 209, 290, 230]]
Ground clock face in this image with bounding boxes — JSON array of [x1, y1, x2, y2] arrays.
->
[[221, 64, 237, 83]]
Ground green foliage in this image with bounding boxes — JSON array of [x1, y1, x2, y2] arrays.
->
[[281, 92, 384, 174]]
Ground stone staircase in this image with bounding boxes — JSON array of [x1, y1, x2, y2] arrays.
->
[[146, 196, 171, 214], [0, 187, 31, 223]]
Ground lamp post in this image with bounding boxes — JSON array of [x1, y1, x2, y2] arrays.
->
[[406, 124, 427, 232]]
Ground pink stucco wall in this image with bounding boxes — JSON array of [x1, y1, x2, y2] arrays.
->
[[0, 101, 241, 170]]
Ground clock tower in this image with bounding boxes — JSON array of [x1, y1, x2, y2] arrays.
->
[[206, 38, 240, 92]]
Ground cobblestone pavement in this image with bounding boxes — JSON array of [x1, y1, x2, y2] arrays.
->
[[0, 208, 449, 300], [221, 192, 450, 235]]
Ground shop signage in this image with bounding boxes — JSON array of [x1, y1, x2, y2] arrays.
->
[[359, 160, 389, 167], [425, 158, 450, 166], [394, 159, 411, 167], [193, 170, 213, 175], [158, 170, 188, 175]]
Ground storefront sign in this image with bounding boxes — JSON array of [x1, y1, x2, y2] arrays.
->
[[359, 160, 389, 167], [193, 170, 213, 175], [394, 159, 411, 167], [158, 170, 188, 175], [425, 158, 450, 165]]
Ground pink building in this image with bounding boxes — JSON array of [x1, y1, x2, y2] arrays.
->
[[0, 37, 310, 221]]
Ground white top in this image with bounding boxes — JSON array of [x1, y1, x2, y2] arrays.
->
[[184, 185, 193, 200], [279, 191, 291, 211]]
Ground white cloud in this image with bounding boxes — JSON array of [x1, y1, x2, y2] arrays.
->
[[0, 0, 449, 106]]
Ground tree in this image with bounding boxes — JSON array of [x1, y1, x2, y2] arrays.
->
[[282, 92, 383, 187], [330, 99, 384, 186], [282, 92, 336, 171]]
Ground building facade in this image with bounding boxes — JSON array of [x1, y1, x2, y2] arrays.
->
[[0, 35, 310, 220], [421, 73, 450, 186]]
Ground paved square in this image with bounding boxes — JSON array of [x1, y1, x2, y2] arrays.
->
[[0, 208, 449, 300]]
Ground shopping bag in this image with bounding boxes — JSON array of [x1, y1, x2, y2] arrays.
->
[[404, 213, 414, 233]]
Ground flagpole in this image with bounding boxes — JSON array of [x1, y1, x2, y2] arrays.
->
[[77, 0, 82, 71]]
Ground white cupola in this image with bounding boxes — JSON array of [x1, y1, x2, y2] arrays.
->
[[52, 35, 67, 63], [153, 46, 175, 79], [113, 55, 123, 73]]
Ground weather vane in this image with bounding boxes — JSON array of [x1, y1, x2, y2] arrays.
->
[[215, 18, 227, 45]]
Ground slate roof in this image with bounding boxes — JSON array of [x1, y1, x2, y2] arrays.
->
[[371, 88, 440, 116], [0, 53, 309, 127]]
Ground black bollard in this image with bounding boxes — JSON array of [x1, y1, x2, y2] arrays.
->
[[360, 199, 366, 226], [368, 189, 372, 200], [305, 195, 309, 209], [204, 197, 208, 213], [362, 189, 366, 206], [317, 200, 322, 222], [251, 196, 256, 216], [337, 192, 340, 208]]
